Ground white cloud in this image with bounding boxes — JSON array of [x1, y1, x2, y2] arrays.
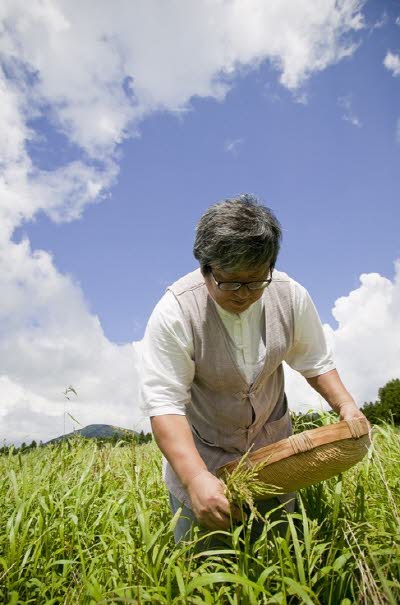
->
[[285, 262, 400, 413], [338, 95, 362, 127], [294, 90, 310, 105], [5, 259, 399, 443], [224, 138, 244, 155], [0, 237, 144, 444], [0, 67, 117, 243], [331, 263, 400, 405], [396, 17, 400, 27], [383, 51, 400, 77], [284, 365, 327, 414], [0, 1, 366, 232], [382, 53, 400, 143], [1, 0, 365, 156], [0, 1, 368, 444], [370, 11, 388, 30]]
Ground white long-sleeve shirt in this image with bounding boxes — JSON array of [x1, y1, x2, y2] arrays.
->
[[141, 274, 335, 417]]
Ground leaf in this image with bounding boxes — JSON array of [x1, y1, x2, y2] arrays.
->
[[283, 577, 317, 605], [67, 412, 82, 426], [187, 572, 263, 595], [47, 559, 78, 567]]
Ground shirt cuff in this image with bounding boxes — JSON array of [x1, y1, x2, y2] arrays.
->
[[300, 363, 336, 379], [145, 405, 187, 417]]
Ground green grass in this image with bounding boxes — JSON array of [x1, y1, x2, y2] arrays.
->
[[1, 423, 399, 604]]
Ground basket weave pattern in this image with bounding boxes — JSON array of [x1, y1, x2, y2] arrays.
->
[[217, 418, 371, 499]]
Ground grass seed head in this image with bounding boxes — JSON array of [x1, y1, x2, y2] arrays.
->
[[220, 448, 282, 519]]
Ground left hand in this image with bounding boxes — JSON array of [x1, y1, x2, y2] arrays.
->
[[339, 401, 368, 423]]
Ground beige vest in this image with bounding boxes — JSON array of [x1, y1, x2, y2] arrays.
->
[[164, 268, 295, 509]]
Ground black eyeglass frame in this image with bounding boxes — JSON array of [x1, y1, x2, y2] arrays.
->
[[209, 269, 273, 291]]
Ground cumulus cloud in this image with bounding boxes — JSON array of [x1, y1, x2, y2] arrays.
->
[[0, 237, 143, 444], [0, 66, 117, 244], [331, 263, 400, 404], [338, 95, 362, 127], [383, 51, 400, 77], [1, 0, 365, 153], [285, 262, 400, 413], [0, 1, 366, 227], [284, 365, 328, 414], [0, 0, 367, 229], [0, 0, 367, 444]]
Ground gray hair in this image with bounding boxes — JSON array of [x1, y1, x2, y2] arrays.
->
[[193, 194, 282, 274]]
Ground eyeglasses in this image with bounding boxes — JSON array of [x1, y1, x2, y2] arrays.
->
[[210, 269, 273, 291]]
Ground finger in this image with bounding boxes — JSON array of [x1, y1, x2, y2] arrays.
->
[[216, 505, 245, 527], [204, 511, 231, 531], [230, 504, 246, 522]]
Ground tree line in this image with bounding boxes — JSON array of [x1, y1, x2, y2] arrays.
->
[[361, 378, 400, 425], [0, 429, 153, 455]]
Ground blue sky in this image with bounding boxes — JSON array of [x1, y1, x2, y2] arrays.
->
[[14, 1, 400, 341], [1, 0, 400, 444]]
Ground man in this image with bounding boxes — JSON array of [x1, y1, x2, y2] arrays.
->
[[141, 194, 365, 542]]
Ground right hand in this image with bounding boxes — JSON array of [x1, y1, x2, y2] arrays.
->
[[186, 470, 242, 530]]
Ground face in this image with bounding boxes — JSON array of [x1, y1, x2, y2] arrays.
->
[[204, 264, 271, 314]]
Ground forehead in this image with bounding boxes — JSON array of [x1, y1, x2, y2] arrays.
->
[[213, 264, 270, 281]]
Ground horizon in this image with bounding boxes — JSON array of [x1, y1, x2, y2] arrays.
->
[[1, 0, 400, 446]]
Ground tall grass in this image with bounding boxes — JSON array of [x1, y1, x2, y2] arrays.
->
[[1, 423, 399, 604]]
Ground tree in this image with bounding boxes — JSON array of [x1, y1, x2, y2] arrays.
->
[[378, 378, 400, 424], [362, 378, 400, 425]]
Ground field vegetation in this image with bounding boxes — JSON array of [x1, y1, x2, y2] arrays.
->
[[1, 416, 399, 604]]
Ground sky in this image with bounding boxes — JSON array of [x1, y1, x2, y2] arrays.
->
[[1, 0, 400, 445]]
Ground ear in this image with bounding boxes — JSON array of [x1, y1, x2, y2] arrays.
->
[[200, 265, 210, 277]]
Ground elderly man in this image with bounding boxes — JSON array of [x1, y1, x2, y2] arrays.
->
[[141, 194, 365, 543]]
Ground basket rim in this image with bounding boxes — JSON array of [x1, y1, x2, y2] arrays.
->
[[216, 417, 370, 477]]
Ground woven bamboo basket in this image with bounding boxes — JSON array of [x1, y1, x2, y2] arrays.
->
[[216, 417, 371, 499]]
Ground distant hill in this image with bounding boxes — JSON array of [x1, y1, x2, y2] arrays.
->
[[45, 424, 139, 444]]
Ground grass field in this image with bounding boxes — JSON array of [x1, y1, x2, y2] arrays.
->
[[1, 421, 399, 604]]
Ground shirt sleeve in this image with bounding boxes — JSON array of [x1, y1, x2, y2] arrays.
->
[[284, 281, 336, 378], [140, 290, 195, 417]]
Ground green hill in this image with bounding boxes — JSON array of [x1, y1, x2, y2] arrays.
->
[[45, 423, 138, 444]]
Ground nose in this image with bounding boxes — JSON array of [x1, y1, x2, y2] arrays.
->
[[234, 285, 251, 300]]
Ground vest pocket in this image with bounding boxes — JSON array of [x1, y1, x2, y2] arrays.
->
[[262, 396, 292, 444], [191, 423, 218, 447]]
